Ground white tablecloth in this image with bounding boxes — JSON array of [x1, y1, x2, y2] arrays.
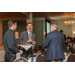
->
[[19, 44, 33, 50], [63, 52, 72, 62]]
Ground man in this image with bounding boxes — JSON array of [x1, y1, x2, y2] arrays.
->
[[18, 22, 36, 44], [3, 20, 23, 62], [44, 23, 65, 62], [18, 22, 36, 59], [60, 30, 66, 40]]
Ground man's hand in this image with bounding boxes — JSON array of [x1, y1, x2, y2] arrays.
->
[[27, 39, 36, 45], [27, 39, 33, 43], [20, 50, 23, 54], [32, 41, 36, 45]]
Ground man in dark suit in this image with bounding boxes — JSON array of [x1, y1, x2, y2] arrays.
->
[[3, 20, 23, 62], [18, 22, 36, 59], [44, 23, 65, 62]]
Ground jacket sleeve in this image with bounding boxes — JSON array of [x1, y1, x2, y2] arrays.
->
[[34, 34, 36, 42], [7, 33, 20, 53], [43, 33, 52, 48], [63, 35, 65, 47]]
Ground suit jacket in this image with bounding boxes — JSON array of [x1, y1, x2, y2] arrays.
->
[[18, 31, 36, 44], [44, 30, 65, 61]]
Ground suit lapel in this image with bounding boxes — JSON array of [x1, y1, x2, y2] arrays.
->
[[32, 32, 34, 40], [26, 31, 29, 40]]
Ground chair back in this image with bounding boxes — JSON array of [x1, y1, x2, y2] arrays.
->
[[67, 53, 75, 62], [14, 57, 28, 62], [69, 46, 75, 53], [36, 54, 46, 62], [14, 53, 28, 62]]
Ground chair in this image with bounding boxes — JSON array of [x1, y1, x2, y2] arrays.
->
[[50, 59, 62, 62], [14, 53, 28, 62], [63, 46, 67, 52], [69, 46, 75, 53], [36, 54, 46, 62], [14, 57, 28, 62], [67, 53, 75, 62]]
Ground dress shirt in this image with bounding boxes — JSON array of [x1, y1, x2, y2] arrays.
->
[[27, 30, 32, 40]]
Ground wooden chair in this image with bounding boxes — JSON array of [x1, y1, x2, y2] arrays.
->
[[63, 46, 67, 52], [67, 53, 75, 62], [36, 54, 46, 62], [69, 46, 75, 53], [14, 53, 28, 62], [14, 57, 28, 62]]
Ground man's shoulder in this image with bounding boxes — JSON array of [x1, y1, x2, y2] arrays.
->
[[20, 31, 27, 34], [32, 32, 36, 36], [6, 30, 12, 35]]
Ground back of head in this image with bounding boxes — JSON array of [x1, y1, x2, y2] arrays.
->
[[50, 23, 58, 32], [60, 30, 63, 33], [8, 20, 17, 28], [51, 23, 58, 29]]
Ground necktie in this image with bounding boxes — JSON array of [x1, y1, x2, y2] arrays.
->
[[29, 32, 32, 40]]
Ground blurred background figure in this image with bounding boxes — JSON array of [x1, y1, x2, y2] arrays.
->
[[60, 30, 66, 40], [67, 36, 71, 39], [39, 46, 46, 54]]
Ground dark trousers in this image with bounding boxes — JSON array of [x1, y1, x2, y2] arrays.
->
[[5, 54, 16, 62]]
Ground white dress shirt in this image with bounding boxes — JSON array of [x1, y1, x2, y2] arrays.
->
[[27, 30, 32, 39]]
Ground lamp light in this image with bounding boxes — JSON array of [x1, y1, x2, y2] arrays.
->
[[64, 20, 74, 25]]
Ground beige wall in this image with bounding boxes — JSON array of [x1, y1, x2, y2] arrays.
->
[[0, 20, 2, 45], [33, 21, 43, 46], [0, 51, 5, 61], [51, 20, 72, 37], [72, 20, 75, 37], [33, 18, 45, 46]]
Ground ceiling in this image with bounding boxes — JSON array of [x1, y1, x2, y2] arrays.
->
[[0, 12, 75, 20], [32, 12, 75, 20]]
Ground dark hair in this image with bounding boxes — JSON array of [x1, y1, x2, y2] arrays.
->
[[26, 22, 33, 26], [8, 20, 17, 27], [39, 46, 44, 52], [60, 30, 63, 32]]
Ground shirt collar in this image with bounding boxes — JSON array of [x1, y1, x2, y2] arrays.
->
[[27, 30, 32, 34], [53, 29, 57, 31], [9, 29, 15, 34]]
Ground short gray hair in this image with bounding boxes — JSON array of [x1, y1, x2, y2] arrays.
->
[[51, 23, 58, 29]]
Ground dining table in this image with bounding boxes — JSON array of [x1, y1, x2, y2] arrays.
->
[[18, 44, 35, 62]]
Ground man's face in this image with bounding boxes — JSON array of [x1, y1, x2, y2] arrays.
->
[[13, 23, 17, 30], [26, 24, 33, 32], [50, 25, 54, 32]]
